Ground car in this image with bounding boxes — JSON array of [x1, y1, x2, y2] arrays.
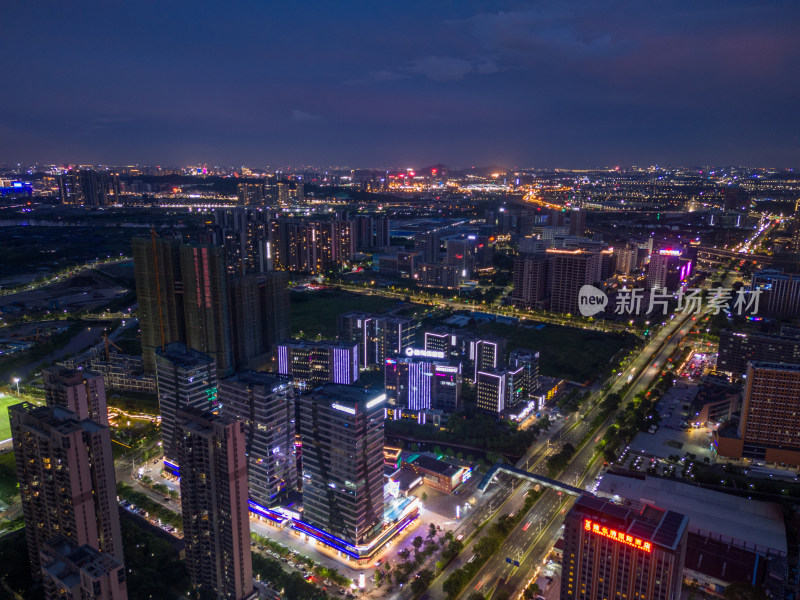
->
[[373, 559, 383, 567]]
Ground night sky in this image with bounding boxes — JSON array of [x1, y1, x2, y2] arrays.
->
[[2, 1, 798, 168]]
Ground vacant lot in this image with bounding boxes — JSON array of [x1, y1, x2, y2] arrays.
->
[[290, 290, 403, 338], [473, 321, 637, 383]]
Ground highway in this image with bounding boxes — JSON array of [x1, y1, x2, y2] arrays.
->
[[332, 281, 633, 334], [405, 303, 696, 600], [472, 311, 696, 600]]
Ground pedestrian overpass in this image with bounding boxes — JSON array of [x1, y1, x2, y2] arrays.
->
[[478, 462, 585, 497]]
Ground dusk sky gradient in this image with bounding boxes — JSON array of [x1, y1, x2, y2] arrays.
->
[[2, 0, 799, 169]]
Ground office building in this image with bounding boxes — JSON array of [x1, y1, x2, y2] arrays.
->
[[473, 337, 506, 381], [219, 372, 297, 507], [155, 343, 218, 462], [296, 385, 386, 549], [177, 408, 254, 600], [414, 231, 441, 264], [547, 249, 603, 314], [509, 349, 539, 399], [475, 365, 529, 415], [43, 367, 109, 425], [338, 312, 417, 368], [431, 362, 462, 413], [10, 403, 124, 575], [423, 328, 474, 361], [276, 340, 359, 386], [561, 495, 688, 600], [476, 370, 509, 414], [717, 362, 800, 466], [717, 330, 800, 378], [645, 249, 692, 290], [40, 536, 128, 600], [384, 356, 462, 413], [512, 252, 550, 309], [750, 269, 800, 318]]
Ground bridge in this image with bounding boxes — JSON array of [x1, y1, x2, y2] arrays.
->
[[478, 462, 586, 497], [695, 246, 775, 266]]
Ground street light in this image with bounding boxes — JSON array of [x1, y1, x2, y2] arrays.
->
[[12, 377, 20, 395]]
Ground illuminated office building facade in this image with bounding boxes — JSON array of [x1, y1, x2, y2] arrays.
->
[[276, 339, 359, 386]]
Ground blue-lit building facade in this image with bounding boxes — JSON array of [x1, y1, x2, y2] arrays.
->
[[218, 371, 297, 508], [384, 354, 462, 414], [291, 384, 419, 564]]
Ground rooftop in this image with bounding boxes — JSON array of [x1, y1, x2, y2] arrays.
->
[[406, 454, 461, 477], [596, 473, 786, 553], [155, 342, 214, 368], [573, 494, 688, 551]]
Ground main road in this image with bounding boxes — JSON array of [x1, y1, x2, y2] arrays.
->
[[397, 303, 696, 600], [469, 310, 696, 600]]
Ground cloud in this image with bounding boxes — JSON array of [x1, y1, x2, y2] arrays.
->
[[408, 56, 474, 81], [291, 109, 321, 122], [369, 69, 408, 82]]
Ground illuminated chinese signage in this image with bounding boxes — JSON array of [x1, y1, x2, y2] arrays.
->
[[658, 249, 682, 256], [584, 519, 652, 552], [405, 347, 445, 359]]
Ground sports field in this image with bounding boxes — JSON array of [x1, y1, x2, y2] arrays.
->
[[0, 393, 25, 442]]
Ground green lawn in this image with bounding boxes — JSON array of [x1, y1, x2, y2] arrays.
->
[[0, 393, 24, 442], [290, 290, 402, 338], [472, 321, 637, 383], [0, 451, 18, 502]]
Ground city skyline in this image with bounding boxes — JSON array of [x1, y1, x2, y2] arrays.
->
[[2, 1, 799, 168]]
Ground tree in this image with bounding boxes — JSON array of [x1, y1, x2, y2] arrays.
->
[[412, 535, 424, 551], [410, 569, 435, 595], [466, 593, 486, 600], [428, 523, 438, 539], [421, 491, 428, 501], [398, 548, 411, 561], [523, 582, 542, 599]]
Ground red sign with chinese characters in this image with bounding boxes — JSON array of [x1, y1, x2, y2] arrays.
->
[[584, 519, 652, 552]]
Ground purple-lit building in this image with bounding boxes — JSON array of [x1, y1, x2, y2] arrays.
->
[[645, 249, 692, 290], [384, 356, 462, 413], [276, 339, 358, 387]]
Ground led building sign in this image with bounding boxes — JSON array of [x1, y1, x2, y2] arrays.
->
[[584, 519, 652, 552], [405, 347, 445, 359]]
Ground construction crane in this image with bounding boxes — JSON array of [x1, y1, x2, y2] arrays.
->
[[103, 331, 123, 360]]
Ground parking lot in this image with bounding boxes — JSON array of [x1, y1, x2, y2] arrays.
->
[[626, 382, 716, 463]]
